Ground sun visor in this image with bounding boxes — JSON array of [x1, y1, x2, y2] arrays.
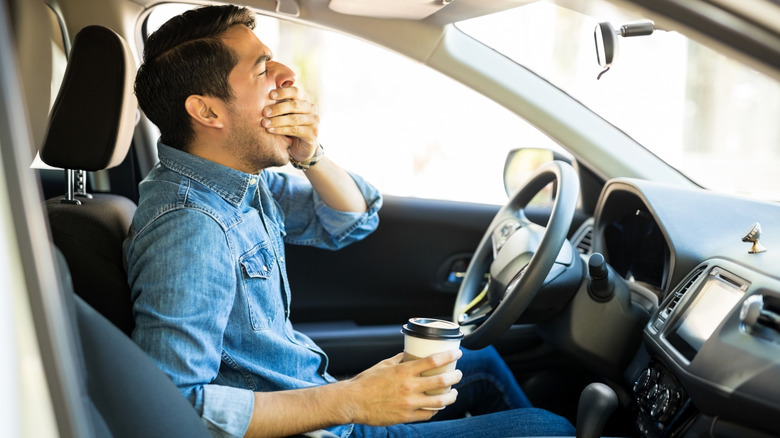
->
[[329, 0, 453, 20]]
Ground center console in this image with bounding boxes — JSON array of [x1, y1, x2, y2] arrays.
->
[[632, 262, 767, 437], [633, 360, 689, 437]]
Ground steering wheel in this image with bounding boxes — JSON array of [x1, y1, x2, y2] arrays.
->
[[453, 160, 580, 350]]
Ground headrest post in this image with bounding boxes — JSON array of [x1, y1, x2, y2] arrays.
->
[[59, 169, 93, 204], [60, 169, 81, 205], [74, 169, 92, 199]]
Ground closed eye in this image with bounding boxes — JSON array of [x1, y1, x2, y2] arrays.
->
[[255, 53, 271, 77]]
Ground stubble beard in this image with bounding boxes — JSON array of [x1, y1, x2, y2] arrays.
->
[[227, 112, 289, 174]]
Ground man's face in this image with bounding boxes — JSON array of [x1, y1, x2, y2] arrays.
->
[[220, 25, 296, 173]]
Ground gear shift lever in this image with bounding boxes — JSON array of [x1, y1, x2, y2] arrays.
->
[[576, 383, 618, 438]]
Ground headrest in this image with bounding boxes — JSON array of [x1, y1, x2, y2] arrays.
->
[[41, 25, 137, 171]]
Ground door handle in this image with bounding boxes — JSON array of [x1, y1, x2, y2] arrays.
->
[[435, 254, 472, 292]]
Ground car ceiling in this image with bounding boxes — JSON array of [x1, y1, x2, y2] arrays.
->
[[40, 0, 780, 85], [27, 0, 775, 188], [26, 0, 780, 185], [122, 0, 534, 23], [119, 0, 780, 81]]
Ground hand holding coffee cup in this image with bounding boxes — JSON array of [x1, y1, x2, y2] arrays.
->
[[402, 318, 464, 401]]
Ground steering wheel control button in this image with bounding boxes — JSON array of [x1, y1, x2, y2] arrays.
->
[[492, 219, 521, 253]]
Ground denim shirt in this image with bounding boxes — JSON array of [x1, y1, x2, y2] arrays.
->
[[124, 142, 382, 438]]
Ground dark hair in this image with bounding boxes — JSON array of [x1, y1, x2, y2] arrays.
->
[[134, 5, 255, 150]]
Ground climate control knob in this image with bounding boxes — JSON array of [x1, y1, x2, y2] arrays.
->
[[645, 383, 660, 403], [650, 388, 679, 423], [633, 368, 656, 400]]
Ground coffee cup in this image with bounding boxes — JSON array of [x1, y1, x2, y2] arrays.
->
[[401, 317, 464, 397]]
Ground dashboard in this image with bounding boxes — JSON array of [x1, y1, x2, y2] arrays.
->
[[638, 260, 780, 438], [591, 179, 780, 438], [602, 207, 668, 291]]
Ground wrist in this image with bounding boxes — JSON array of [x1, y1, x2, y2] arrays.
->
[[289, 144, 324, 171], [319, 380, 357, 425]]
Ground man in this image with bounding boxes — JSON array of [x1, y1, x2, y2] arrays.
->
[[125, 4, 575, 438]]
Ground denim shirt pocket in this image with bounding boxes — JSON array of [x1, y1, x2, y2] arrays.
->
[[239, 242, 279, 330]]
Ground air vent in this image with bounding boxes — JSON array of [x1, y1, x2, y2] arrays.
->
[[571, 219, 594, 255], [576, 228, 593, 254], [665, 267, 705, 315]]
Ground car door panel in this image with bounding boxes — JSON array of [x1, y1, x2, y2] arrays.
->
[[288, 194, 588, 376], [287, 195, 498, 326], [288, 195, 499, 375]]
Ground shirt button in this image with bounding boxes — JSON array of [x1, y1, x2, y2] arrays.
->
[[249, 177, 257, 185], [262, 265, 268, 272]]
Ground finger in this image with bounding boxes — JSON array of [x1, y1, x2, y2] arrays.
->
[[267, 124, 318, 148], [370, 353, 404, 371], [423, 388, 459, 411], [263, 112, 317, 130], [262, 107, 320, 145], [404, 388, 459, 421], [263, 98, 316, 119], [265, 113, 319, 147], [404, 349, 462, 374], [432, 348, 462, 364], [420, 369, 462, 394], [269, 86, 305, 102]]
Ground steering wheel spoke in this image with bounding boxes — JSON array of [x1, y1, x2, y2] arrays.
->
[[456, 292, 494, 328], [456, 279, 493, 324], [457, 301, 493, 327]]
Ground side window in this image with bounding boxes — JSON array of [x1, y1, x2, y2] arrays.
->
[[31, 5, 69, 195], [145, 6, 563, 205], [47, 6, 68, 109]]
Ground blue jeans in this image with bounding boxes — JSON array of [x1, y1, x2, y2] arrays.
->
[[350, 347, 575, 437]]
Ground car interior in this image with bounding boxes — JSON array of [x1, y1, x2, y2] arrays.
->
[[6, 8, 211, 436], [3, 0, 780, 437]]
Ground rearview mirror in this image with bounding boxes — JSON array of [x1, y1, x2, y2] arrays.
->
[[594, 20, 655, 79], [595, 22, 617, 69]]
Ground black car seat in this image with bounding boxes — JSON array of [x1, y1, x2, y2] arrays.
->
[[54, 248, 211, 438], [40, 24, 137, 335]]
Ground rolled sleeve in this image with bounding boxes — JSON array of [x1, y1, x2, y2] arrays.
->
[[312, 176, 382, 244], [267, 170, 382, 249], [197, 384, 255, 438]]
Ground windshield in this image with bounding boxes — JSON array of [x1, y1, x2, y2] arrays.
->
[[458, 1, 780, 201]]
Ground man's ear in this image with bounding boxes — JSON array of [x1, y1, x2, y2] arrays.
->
[[184, 95, 225, 129]]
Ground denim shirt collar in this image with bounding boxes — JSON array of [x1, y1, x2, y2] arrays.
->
[[157, 141, 256, 207]]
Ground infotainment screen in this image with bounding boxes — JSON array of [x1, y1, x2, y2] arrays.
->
[[667, 269, 746, 361]]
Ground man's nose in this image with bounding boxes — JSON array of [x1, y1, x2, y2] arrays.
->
[[270, 61, 296, 88]]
